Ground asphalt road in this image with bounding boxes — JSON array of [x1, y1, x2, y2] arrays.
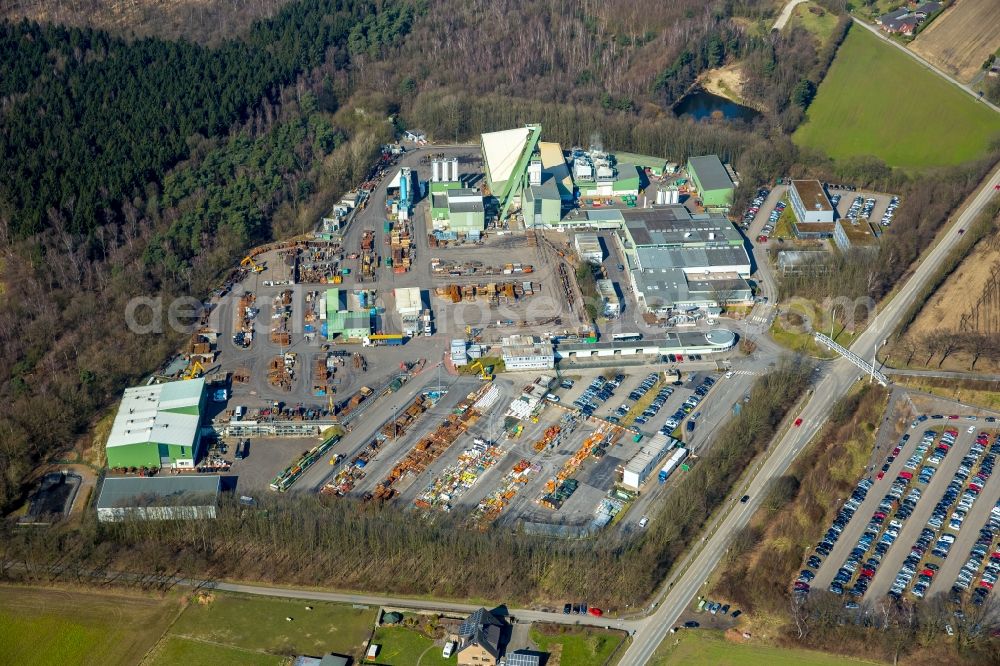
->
[[206, 580, 639, 632], [618, 164, 1000, 665]]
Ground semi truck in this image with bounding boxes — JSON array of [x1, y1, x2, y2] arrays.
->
[[658, 447, 689, 483]]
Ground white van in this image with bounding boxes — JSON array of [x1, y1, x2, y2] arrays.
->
[[442, 640, 455, 658], [233, 405, 246, 422]]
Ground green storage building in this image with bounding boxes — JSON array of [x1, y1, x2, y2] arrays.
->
[[523, 179, 562, 227], [105, 378, 207, 470], [686, 155, 735, 209]]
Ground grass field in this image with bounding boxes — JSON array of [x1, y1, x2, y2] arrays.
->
[[788, 2, 839, 43], [0, 585, 180, 666], [793, 26, 1000, 169], [910, 0, 1000, 82], [145, 636, 285, 666], [529, 624, 627, 665], [649, 629, 886, 665], [166, 592, 376, 660], [369, 625, 453, 666]]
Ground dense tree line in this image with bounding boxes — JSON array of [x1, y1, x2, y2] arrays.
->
[[1, 362, 811, 608], [0, 0, 413, 239], [741, 17, 851, 129], [357, 0, 777, 113], [3, 0, 295, 46]]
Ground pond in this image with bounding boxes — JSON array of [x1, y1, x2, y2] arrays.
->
[[673, 89, 760, 122]]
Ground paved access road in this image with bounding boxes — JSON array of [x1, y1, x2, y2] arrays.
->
[[618, 164, 1000, 665], [204, 580, 640, 632], [773, 0, 808, 31]]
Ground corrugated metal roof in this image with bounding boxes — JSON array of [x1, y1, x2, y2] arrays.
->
[[688, 155, 734, 192], [107, 379, 204, 449], [97, 475, 220, 509], [481, 127, 533, 184]]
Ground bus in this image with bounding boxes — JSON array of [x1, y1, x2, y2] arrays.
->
[[611, 332, 642, 342]]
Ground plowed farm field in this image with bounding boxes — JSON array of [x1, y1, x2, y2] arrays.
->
[[910, 0, 1000, 82]]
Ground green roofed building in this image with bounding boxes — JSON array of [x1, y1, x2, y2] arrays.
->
[[686, 155, 735, 209], [612, 152, 668, 176], [105, 378, 206, 470], [325, 288, 371, 341]]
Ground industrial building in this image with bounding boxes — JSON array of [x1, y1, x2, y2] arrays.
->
[[105, 378, 206, 470], [539, 142, 574, 203], [631, 270, 753, 313], [573, 150, 644, 199], [555, 329, 737, 360], [522, 163, 563, 227], [611, 151, 669, 177], [501, 335, 555, 371], [834, 219, 879, 252], [96, 475, 220, 522], [325, 288, 372, 341], [595, 279, 621, 317], [481, 124, 542, 222], [574, 232, 603, 263], [686, 155, 735, 209], [451, 339, 469, 367], [622, 434, 678, 490], [429, 157, 486, 232], [617, 206, 752, 312], [386, 168, 414, 221], [789, 180, 834, 223]]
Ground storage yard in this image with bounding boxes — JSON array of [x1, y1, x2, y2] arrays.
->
[[110, 130, 757, 537]]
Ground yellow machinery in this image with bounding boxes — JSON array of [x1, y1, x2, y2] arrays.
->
[[183, 360, 206, 380], [469, 360, 494, 381], [241, 256, 265, 273]]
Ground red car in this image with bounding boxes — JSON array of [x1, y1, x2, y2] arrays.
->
[[588, 607, 603, 617], [892, 446, 901, 456], [794, 418, 803, 427], [921, 569, 935, 578], [757, 235, 768, 243], [948, 415, 959, 420], [877, 471, 885, 480], [676, 354, 684, 362]]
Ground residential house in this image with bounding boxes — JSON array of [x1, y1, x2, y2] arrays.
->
[[456, 608, 507, 666]]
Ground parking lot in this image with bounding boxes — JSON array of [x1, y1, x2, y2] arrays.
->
[[807, 410, 1000, 606]]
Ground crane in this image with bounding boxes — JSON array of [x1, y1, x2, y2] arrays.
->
[[241, 256, 265, 273]]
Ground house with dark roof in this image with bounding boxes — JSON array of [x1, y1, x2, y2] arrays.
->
[[456, 608, 507, 666], [878, 2, 942, 36]]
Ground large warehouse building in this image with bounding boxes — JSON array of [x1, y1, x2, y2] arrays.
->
[[105, 379, 207, 470], [686, 155, 735, 209], [97, 476, 221, 522], [619, 206, 752, 313]]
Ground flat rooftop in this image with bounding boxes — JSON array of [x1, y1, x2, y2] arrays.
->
[[687, 155, 734, 191], [838, 220, 879, 246], [635, 246, 750, 272], [97, 475, 221, 510], [621, 207, 742, 246], [791, 180, 833, 212]]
